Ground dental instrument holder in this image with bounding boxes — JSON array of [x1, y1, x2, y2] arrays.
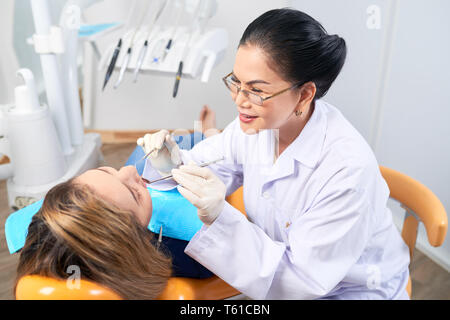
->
[[0, 69, 67, 209], [59, 2, 85, 147], [100, 26, 228, 85], [7, 70, 66, 186]]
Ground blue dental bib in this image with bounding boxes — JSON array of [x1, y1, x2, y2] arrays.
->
[[147, 187, 203, 241]]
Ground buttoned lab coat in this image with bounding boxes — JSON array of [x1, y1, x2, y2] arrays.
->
[[143, 100, 410, 299]]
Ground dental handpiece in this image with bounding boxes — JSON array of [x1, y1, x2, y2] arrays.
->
[[162, 0, 184, 62], [172, 0, 203, 98], [161, 38, 172, 61], [133, 0, 169, 82], [113, 0, 153, 89], [114, 47, 132, 89], [172, 61, 183, 98], [102, 38, 122, 91], [133, 40, 149, 82]]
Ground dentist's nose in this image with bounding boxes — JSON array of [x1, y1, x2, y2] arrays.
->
[[235, 90, 251, 109]]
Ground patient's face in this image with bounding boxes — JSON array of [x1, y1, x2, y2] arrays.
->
[[76, 166, 152, 227]]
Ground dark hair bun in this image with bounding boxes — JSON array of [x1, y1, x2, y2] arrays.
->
[[239, 8, 347, 101]]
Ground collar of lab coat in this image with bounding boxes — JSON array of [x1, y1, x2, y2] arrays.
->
[[260, 100, 326, 186], [282, 99, 327, 169]]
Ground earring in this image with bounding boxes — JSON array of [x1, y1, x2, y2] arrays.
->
[[295, 110, 303, 117]]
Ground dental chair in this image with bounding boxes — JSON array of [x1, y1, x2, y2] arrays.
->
[[15, 272, 240, 300], [15, 189, 246, 300], [379, 166, 447, 298], [15, 166, 448, 299]]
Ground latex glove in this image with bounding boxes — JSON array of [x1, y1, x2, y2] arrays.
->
[[172, 162, 226, 226], [137, 130, 182, 176]]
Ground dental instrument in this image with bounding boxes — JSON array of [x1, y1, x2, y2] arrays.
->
[[157, 226, 163, 249], [132, 41, 148, 82], [148, 38, 166, 64], [173, 0, 215, 98], [133, 0, 169, 82], [114, 0, 153, 89], [172, 0, 202, 98], [172, 61, 183, 97], [102, 38, 122, 91], [102, 0, 138, 91], [146, 0, 177, 65], [140, 147, 158, 162], [135, 146, 157, 176], [147, 9, 175, 64], [144, 156, 224, 184], [161, 0, 185, 63]]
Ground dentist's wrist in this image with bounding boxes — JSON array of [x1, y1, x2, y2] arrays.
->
[[198, 199, 225, 226]]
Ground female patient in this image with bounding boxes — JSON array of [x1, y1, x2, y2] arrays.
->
[[15, 167, 171, 300], [15, 106, 218, 299]]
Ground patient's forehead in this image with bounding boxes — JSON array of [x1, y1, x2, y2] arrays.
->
[[75, 169, 136, 211], [76, 169, 119, 189]]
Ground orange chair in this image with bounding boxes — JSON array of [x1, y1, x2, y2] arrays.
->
[[16, 275, 121, 300], [379, 166, 448, 298], [15, 274, 241, 300], [157, 188, 246, 300], [15, 189, 246, 300]]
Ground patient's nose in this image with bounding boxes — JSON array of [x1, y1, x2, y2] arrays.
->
[[119, 165, 140, 183]]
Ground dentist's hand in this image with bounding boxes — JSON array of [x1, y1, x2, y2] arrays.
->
[[137, 130, 182, 176], [172, 162, 226, 226]]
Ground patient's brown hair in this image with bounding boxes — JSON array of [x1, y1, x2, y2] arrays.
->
[[15, 178, 171, 299]]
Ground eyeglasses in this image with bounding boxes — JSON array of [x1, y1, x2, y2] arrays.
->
[[222, 72, 304, 106]]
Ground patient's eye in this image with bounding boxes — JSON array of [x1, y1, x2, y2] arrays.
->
[[132, 187, 142, 202]]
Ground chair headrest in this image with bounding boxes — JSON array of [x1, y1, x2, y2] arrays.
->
[[16, 275, 121, 300]]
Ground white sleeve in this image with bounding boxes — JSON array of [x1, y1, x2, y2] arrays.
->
[[185, 166, 372, 299]]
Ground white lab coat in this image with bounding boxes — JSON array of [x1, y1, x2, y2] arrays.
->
[[145, 99, 410, 300]]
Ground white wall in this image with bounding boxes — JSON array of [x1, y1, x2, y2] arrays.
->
[[291, 0, 450, 271], [374, 0, 450, 271]]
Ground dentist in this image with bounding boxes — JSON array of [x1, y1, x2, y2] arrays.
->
[[138, 8, 410, 299]]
